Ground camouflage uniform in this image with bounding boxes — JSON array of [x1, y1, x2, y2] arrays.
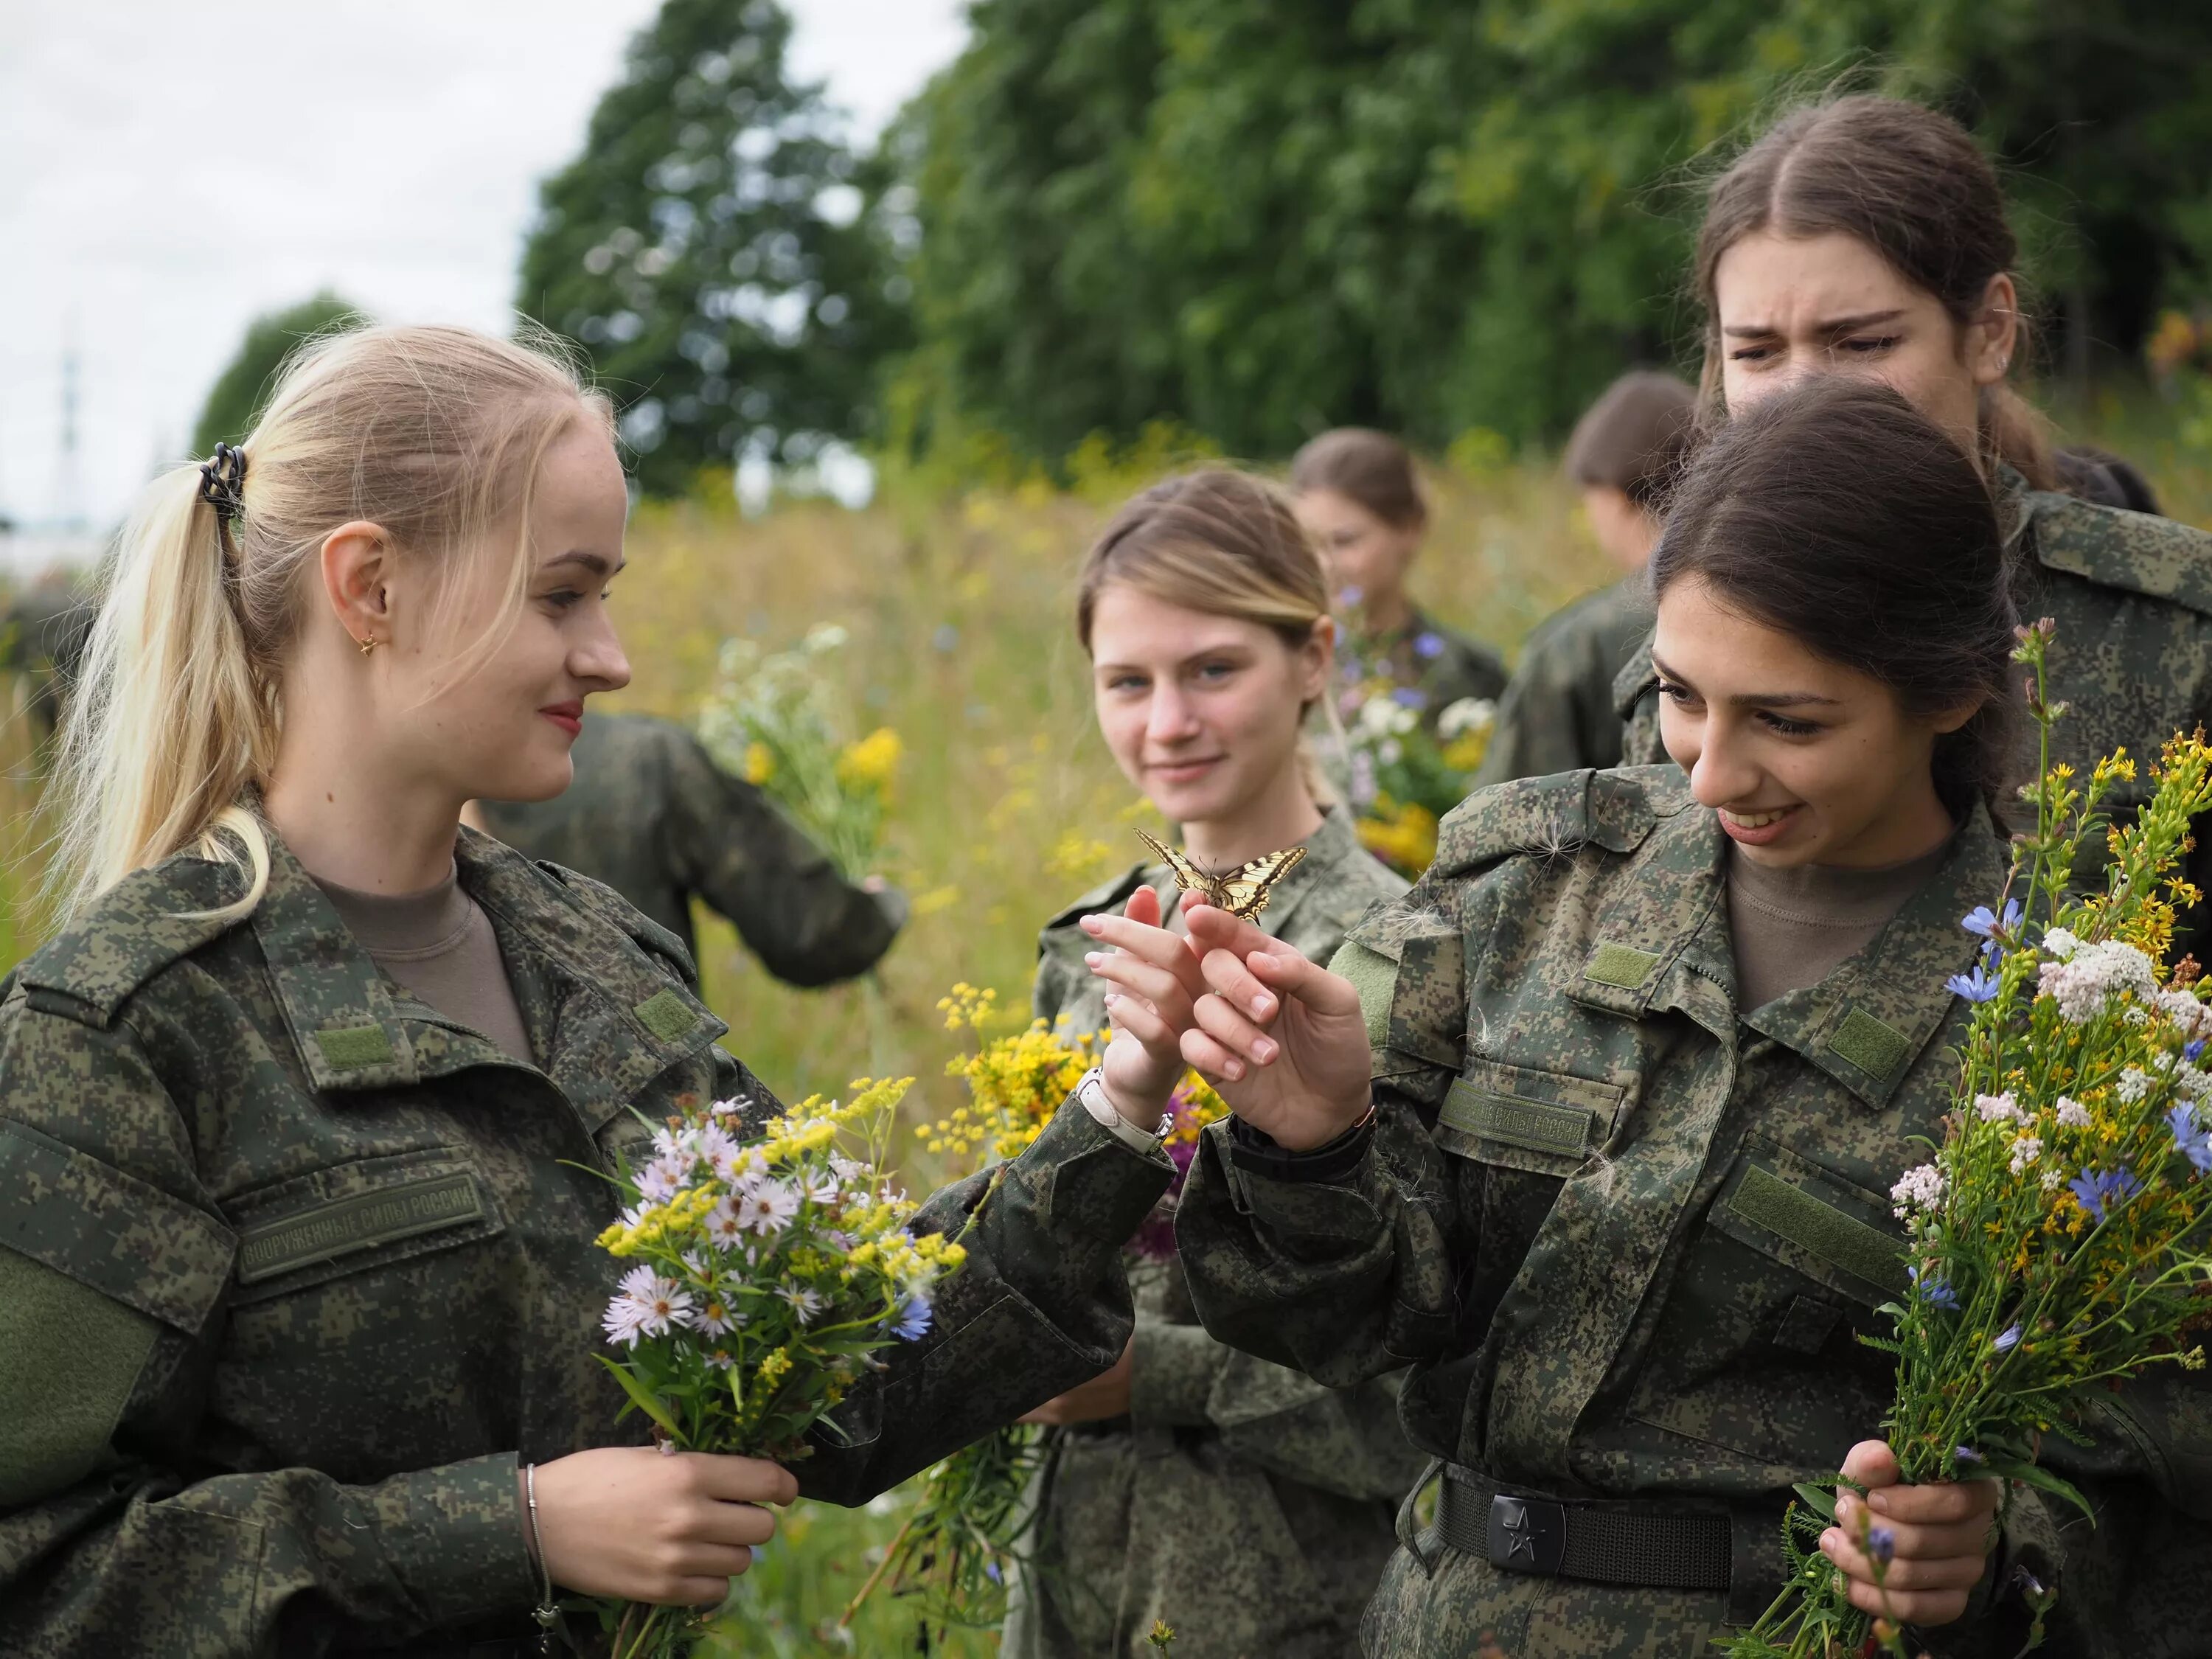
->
[[1613, 476, 2212, 962], [1005, 807, 1426, 1659], [1352, 607, 1509, 731], [476, 712, 904, 981], [1176, 767, 2203, 1658], [0, 823, 1171, 1658], [1473, 578, 1651, 788]]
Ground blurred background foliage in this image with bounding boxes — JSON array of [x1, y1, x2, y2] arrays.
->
[[503, 0, 2212, 487], [190, 291, 369, 456]]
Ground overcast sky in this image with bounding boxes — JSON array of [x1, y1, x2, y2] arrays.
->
[[0, 0, 968, 532]]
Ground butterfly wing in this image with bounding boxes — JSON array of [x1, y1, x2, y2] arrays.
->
[[1216, 846, 1307, 920], [1136, 829, 1225, 906]]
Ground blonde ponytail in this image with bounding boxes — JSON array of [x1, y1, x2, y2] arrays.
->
[[47, 322, 608, 925]]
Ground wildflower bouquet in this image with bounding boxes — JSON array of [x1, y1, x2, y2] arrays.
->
[[1728, 622, 2212, 1658], [589, 1077, 963, 1659], [1329, 612, 1492, 876], [697, 622, 900, 876]]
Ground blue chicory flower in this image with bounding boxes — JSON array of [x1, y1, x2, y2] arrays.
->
[[2168, 1102, 2212, 1175], [1993, 1324, 2023, 1354], [888, 1293, 933, 1342], [1909, 1265, 1960, 1310], [1954, 1444, 1986, 1465], [1391, 686, 1427, 710], [1961, 900, 2023, 942], [1413, 630, 1446, 660], [1946, 963, 2001, 1003], [2069, 1166, 2144, 1224], [2188, 1038, 2207, 1063], [1867, 1524, 1896, 1566], [985, 1561, 1003, 1584]]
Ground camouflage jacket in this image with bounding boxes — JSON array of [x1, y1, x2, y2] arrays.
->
[[1473, 576, 1650, 788], [476, 712, 905, 981], [1349, 605, 1509, 733], [1614, 479, 2212, 962], [1006, 807, 1425, 1659], [1176, 768, 2203, 1658], [0, 825, 1171, 1658]]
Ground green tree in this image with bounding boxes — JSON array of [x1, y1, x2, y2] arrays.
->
[[191, 293, 366, 456], [518, 0, 906, 497], [893, 0, 2212, 465]]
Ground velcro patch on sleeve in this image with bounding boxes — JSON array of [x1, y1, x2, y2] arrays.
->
[[1329, 941, 1398, 1053], [634, 988, 701, 1043], [313, 1024, 395, 1071]]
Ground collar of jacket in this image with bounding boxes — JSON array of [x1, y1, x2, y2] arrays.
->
[[1566, 796, 2003, 1110], [249, 824, 727, 1111], [1042, 805, 1363, 942]]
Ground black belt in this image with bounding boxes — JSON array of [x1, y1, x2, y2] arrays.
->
[[1435, 1465, 1732, 1593]]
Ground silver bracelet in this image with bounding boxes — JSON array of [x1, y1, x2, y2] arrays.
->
[[524, 1461, 559, 1644]]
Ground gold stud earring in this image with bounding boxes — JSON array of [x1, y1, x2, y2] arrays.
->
[[358, 636, 378, 657]]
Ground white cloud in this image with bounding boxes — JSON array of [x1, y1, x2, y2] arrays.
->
[[0, 0, 966, 532]]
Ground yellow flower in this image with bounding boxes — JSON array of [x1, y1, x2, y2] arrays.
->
[[743, 741, 774, 785], [836, 726, 902, 790]]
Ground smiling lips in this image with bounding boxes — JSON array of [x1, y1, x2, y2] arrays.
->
[[539, 700, 584, 738], [1148, 755, 1225, 783], [1717, 803, 1800, 845]]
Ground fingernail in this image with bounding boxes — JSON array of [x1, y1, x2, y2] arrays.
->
[[1251, 994, 1274, 1018], [1079, 914, 1103, 933], [1819, 1529, 1839, 1556], [1252, 1037, 1277, 1063], [1085, 951, 1104, 966], [1224, 1059, 1245, 1080]]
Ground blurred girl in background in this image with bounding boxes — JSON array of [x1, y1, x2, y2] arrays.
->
[[1291, 429, 1506, 732]]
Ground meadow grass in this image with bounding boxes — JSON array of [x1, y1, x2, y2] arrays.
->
[[3, 417, 2207, 1655]]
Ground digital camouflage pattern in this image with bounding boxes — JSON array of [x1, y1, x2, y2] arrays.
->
[[1614, 477, 2212, 964], [0, 823, 1171, 1658], [1474, 577, 1651, 788], [1007, 807, 1426, 1659], [1176, 766, 2208, 1658], [1355, 606, 1509, 731], [476, 712, 905, 980]]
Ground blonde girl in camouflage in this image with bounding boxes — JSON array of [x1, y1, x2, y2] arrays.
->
[[1008, 469, 1424, 1659], [1089, 380, 2204, 1656], [0, 326, 1178, 1658]]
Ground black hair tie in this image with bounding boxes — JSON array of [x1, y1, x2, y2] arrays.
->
[[198, 442, 248, 526]]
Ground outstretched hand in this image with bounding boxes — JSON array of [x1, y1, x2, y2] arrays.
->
[[1178, 903, 1371, 1151], [1079, 883, 1208, 1127]]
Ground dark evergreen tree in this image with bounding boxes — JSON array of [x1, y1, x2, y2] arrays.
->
[[517, 0, 905, 496]]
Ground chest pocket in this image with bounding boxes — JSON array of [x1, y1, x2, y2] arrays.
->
[[1433, 1057, 1626, 1180], [1705, 1135, 1908, 1309], [225, 1144, 504, 1306]]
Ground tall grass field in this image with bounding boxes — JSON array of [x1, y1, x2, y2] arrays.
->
[[4, 412, 2208, 1653]]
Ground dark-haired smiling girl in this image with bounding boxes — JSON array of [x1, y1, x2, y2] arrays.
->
[[1081, 378, 2202, 1657]]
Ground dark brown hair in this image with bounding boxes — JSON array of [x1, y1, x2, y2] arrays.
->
[[1650, 378, 2019, 817], [1695, 94, 2056, 491], [1288, 428, 1426, 529], [1564, 372, 1698, 509]]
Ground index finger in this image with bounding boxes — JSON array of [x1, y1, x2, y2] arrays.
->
[[1082, 912, 1206, 985]]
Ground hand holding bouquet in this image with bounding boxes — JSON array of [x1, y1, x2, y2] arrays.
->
[[588, 1077, 960, 1658], [1731, 622, 2212, 1657]]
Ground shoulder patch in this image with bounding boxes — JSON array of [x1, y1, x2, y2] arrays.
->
[[2028, 492, 2212, 616], [1430, 766, 1677, 878], [535, 860, 700, 988], [13, 858, 247, 1028], [1040, 863, 1152, 935]]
